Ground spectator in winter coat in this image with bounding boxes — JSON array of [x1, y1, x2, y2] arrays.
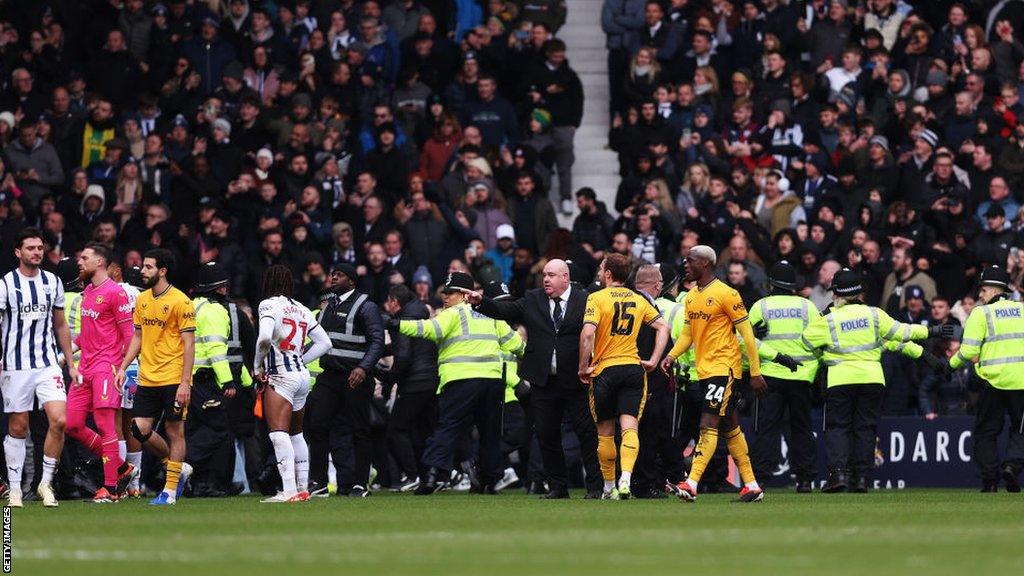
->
[[419, 111, 462, 182], [505, 170, 557, 256], [461, 75, 520, 149], [464, 178, 512, 249], [572, 187, 615, 257], [5, 124, 64, 210], [183, 18, 238, 95]]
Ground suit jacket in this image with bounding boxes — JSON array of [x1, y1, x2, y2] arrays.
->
[[475, 285, 587, 389]]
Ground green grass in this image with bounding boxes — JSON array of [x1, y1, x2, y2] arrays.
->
[[8, 490, 1024, 575]]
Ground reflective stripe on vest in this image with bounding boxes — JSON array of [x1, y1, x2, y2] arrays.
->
[[225, 302, 244, 363], [68, 293, 82, 339], [978, 356, 1024, 367], [327, 294, 368, 348], [439, 307, 499, 350]]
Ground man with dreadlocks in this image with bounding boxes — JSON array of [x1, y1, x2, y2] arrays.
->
[[253, 265, 331, 503]]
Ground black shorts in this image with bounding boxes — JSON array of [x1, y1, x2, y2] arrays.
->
[[134, 384, 188, 422], [589, 364, 647, 422], [699, 374, 736, 417]]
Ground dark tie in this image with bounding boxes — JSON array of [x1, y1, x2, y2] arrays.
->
[[552, 298, 563, 331]]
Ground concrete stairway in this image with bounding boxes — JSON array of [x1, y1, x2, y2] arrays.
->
[[557, 0, 620, 225]]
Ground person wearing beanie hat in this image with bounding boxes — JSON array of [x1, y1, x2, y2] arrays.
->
[[304, 259, 387, 499], [803, 267, 949, 493], [917, 128, 939, 149], [394, 270, 524, 495], [747, 260, 820, 492], [530, 108, 552, 132], [952, 264, 1024, 489], [211, 117, 232, 138], [486, 224, 517, 283], [662, 246, 766, 503]]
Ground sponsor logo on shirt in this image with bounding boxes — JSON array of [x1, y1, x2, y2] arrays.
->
[[18, 303, 49, 320]]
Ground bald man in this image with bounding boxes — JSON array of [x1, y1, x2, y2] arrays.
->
[[469, 259, 604, 498]]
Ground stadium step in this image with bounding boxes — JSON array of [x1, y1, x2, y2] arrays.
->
[[559, 0, 618, 226]]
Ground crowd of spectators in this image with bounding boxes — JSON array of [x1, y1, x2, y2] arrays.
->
[[598, 0, 1024, 418], [1, 0, 1022, 426]]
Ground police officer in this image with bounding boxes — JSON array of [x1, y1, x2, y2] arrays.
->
[[57, 257, 83, 364], [394, 271, 524, 495], [949, 266, 1024, 492], [383, 283, 439, 492], [749, 261, 821, 492], [216, 268, 258, 495], [307, 262, 385, 497], [802, 269, 954, 492], [631, 264, 685, 498], [187, 262, 239, 496]]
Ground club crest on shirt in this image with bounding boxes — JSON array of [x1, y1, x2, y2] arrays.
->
[[706, 297, 714, 307], [96, 295, 104, 304], [163, 305, 170, 314]]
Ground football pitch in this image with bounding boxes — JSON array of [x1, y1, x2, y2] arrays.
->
[[8, 490, 1024, 575]]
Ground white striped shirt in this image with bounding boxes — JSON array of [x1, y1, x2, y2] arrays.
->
[[0, 269, 64, 370], [257, 296, 319, 374]]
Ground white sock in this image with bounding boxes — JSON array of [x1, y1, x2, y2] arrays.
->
[[745, 481, 760, 490], [126, 452, 143, 489], [269, 431, 296, 494], [118, 440, 127, 462], [619, 471, 632, 486], [686, 478, 698, 490], [290, 433, 309, 493], [603, 479, 615, 491], [40, 455, 57, 485], [4, 436, 25, 494]]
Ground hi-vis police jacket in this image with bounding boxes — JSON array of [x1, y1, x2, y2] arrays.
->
[[951, 297, 1024, 390], [750, 294, 821, 383], [801, 303, 929, 387], [399, 302, 525, 392]]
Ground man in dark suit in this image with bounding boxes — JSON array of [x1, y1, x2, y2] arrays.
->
[[469, 259, 603, 498]]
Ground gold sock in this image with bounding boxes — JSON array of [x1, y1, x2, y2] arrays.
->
[[725, 427, 757, 485], [164, 460, 182, 495], [597, 435, 617, 482], [688, 427, 719, 484], [619, 428, 640, 474]]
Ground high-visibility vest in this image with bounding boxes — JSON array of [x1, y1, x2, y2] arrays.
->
[[307, 308, 324, 388], [192, 296, 233, 387], [502, 349, 519, 403], [225, 302, 252, 387], [672, 291, 697, 379], [951, 297, 1024, 390], [801, 303, 928, 387], [749, 294, 821, 382], [399, 302, 524, 392], [65, 291, 82, 365]]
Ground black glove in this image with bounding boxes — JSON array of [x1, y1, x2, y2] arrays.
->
[[927, 324, 962, 340], [774, 353, 801, 372], [382, 313, 400, 330], [514, 380, 531, 402], [753, 321, 768, 340], [922, 352, 952, 376]]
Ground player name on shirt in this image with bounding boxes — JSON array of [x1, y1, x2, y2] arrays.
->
[[259, 296, 318, 375]]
